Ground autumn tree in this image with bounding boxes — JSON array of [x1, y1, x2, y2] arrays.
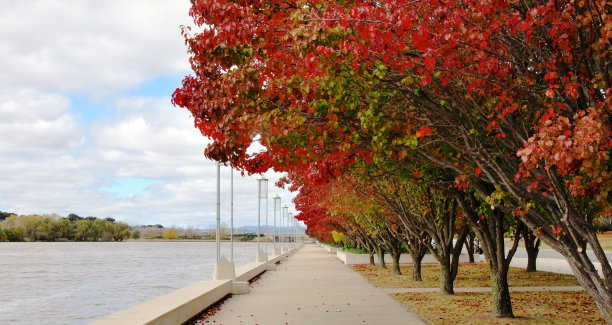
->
[[366, 168, 469, 294], [163, 228, 179, 240]]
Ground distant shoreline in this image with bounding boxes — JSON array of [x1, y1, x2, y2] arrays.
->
[[126, 239, 258, 242]]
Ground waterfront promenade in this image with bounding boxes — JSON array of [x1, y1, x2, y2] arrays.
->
[[197, 244, 425, 324]]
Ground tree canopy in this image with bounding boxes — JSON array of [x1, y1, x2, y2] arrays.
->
[[174, 0, 610, 321]]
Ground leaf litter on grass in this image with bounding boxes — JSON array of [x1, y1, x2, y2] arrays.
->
[[393, 291, 605, 325], [350, 263, 580, 288], [351, 262, 603, 324]]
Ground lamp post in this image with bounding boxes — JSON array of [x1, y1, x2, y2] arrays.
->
[[288, 212, 293, 247], [212, 161, 235, 281], [216, 161, 221, 262], [273, 195, 281, 255], [265, 182, 269, 254], [230, 167, 234, 262], [256, 177, 268, 262], [282, 205, 288, 253], [295, 218, 298, 245]]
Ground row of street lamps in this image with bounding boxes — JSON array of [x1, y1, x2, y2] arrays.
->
[[214, 163, 302, 265], [257, 176, 301, 262], [213, 164, 302, 281]]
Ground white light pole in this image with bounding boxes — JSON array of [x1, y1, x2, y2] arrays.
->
[[265, 182, 269, 254], [295, 218, 299, 245], [212, 162, 235, 281], [282, 205, 288, 253], [273, 195, 281, 255], [230, 167, 234, 262], [256, 177, 268, 262], [288, 212, 293, 247], [216, 161, 221, 262]]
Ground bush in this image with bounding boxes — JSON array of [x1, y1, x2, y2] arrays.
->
[[594, 219, 612, 233], [131, 230, 140, 239], [343, 246, 365, 254], [163, 229, 178, 239], [5, 227, 25, 241]]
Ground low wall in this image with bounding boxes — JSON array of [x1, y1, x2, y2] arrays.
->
[[89, 280, 232, 325], [336, 250, 476, 265], [90, 245, 303, 325], [324, 245, 337, 253], [235, 262, 269, 282], [320, 244, 339, 253]]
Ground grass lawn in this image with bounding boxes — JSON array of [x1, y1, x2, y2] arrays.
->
[[351, 263, 580, 288], [350, 262, 605, 324], [393, 291, 606, 325]]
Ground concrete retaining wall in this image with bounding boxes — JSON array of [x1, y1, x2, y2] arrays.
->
[[89, 280, 232, 325], [90, 245, 302, 325], [320, 241, 472, 265], [324, 245, 337, 253], [320, 244, 339, 253], [336, 250, 438, 265], [335, 250, 475, 265]]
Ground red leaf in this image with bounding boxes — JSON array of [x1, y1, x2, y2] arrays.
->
[[416, 126, 431, 139], [424, 56, 435, 70]]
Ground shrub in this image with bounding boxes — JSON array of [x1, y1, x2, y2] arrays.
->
[[594, 219, 612, 232]]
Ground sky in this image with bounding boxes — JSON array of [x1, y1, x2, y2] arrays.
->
[[0, 0, 298, 228]]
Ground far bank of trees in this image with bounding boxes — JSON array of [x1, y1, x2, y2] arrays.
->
[[0, 212, 130, 242], [0, 212, 263, 242]]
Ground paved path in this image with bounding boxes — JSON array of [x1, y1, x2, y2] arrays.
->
[[200, 244, 425, 325], [509, 256, 605, 276]]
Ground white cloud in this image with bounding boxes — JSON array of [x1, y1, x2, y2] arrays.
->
[[0, 89, 84, 154], [0, 0, 191, 96], [0, 1, 300, 228], [0, 91, 296, 227]]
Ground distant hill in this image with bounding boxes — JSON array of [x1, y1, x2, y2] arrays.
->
[[0, 211, 16, 221], [208, 225, 305, 234]]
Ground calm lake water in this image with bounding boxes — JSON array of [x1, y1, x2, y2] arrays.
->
[[0, 241, 269, 324]]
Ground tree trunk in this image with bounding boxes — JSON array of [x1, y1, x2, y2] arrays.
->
[[465, 234, 475, 263], [525, 246, 538, 272], [456, 193, 517, 319], [412, 257, 422, 281], [520, 225, 540, 272], [594, 301, 612, 325], [439, 262, 454, 294], [490, 267, 514, 318], [556, 243, 612, 325], [369, 252, 375, 266], [407, 239, 427, 281], [376, 246, 386, 269], [391, 249, 401, 275]]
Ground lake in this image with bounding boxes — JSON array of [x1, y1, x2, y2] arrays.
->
[[0, 241, 271, 324]]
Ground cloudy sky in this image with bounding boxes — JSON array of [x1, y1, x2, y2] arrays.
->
[[0, 0, 297, 228]]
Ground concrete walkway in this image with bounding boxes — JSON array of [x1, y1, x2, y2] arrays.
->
[[199, 244, 425, 325]]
